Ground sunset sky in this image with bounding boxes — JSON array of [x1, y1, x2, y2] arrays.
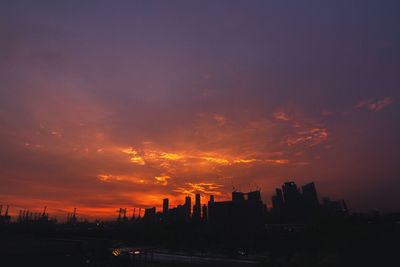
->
[[1, 1, 399, 220]]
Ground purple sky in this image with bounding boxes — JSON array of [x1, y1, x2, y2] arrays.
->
[[0, 1, 399, 219]]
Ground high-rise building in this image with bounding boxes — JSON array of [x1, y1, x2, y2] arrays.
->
[[282, 181, 301, 204], [209, 195, 215, 203], [281, 181, 302, 221], [208, 190, 265, 233], [247, 191, 261, 201], [196, 193, 201, 206], [202, 204, 208, 222], [302, 182, 319, 209], [232, 191, 245, 202], [144, 207, 156, 223], [163, 198, 169, 216], [184, 196, 191, 219], [276, 188, 284, 207], [193, 193, 201, 220]]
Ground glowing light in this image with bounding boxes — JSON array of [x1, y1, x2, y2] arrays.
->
[[112, 249, 121, 257]]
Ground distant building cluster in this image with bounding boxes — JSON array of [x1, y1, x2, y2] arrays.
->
[[141, 190, 266, 227], [271, 181, 348, 222], [141, 180, 348, 225], [1, 180, 349, 226]]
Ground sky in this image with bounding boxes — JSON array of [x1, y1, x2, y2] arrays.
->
[[1, 0, 399, 220]]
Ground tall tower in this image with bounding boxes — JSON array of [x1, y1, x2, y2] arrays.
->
[[202, 204, 208, 222], [232, 192, 245, 202], [193, 193, 201, 220], [282, 181, 300, 204], [209, 195, 215, 203], [163, 198, 169, 217], [302, 182, 319, 210], [196, 193, 201, 207], [185, 196, 191, 218]]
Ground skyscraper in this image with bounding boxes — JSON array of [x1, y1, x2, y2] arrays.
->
[[282, 181, 301, 221], [302, 182, 319, 210], [282, 181, 301, 204], [185, 196, 191, 219], [247, 190, 262, 201], [202, 204, 208, 222], [193, 193, 201, 220], [209, 195, 215, 203], [232, 191, 245, 202], [163, 198, 169, 216], [272, 189, 284, 217]]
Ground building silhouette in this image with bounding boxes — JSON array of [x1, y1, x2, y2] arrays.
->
[[302, 182, 319, 210], [208, 190, 265, 232], [192, 193, 201, 221], [271, 181, 349, 222], [162, 198, 169, 218], [0, 205, 11, 224], [321, 197, 348, 217], [184, 196, 191, 220], [144, 207, 156, 223]]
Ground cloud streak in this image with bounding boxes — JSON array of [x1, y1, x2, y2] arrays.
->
[[356, 97, 395, 112]]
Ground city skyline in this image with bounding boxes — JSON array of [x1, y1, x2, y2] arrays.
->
[[0, 181, 346, 225], [1, 1, 400, 220], [0, 180, 349, 222]]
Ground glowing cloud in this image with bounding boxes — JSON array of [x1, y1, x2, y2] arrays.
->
[[159, 152, 184, 161], [200, 156, 230, 165], [174, 182, 225, 195], [121, 147, 146, 165], [154, 175, 170, 186]]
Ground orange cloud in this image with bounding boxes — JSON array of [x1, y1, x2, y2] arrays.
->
[[286, 127, 328, 147], [174, 182, 225, 196], [121, 147, 146, 165], [97, 174, 147, 184], [154, 175, 170, 186]]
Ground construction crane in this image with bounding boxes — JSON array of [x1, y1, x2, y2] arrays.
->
[[42, 206, 47, 218]]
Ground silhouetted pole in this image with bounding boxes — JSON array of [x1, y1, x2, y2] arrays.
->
[[42, 206, 47, 218]]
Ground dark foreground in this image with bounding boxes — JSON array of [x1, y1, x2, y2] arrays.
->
[[0, 214, 399, 267]]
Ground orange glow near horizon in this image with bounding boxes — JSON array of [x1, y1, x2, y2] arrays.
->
[[1, 1, 399, 215]]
